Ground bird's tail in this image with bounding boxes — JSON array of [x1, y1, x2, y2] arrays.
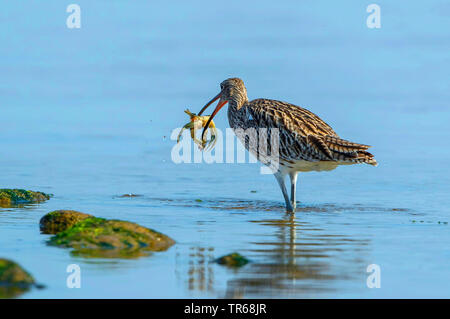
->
[[323, 136, 378, 166]]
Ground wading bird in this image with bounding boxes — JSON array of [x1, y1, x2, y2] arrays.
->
[[197, 78, 377, 212]]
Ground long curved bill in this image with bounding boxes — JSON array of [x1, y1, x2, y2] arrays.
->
[[198, 91, 222, 116], [201, 98, 228, 141]]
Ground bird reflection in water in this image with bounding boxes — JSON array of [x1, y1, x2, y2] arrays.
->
[[224, 213, 370, 298], [176, 246, 215, 294], [175, 204, 371, 298]]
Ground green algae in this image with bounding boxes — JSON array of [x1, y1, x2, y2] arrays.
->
[[215, 253, 250, 267], [40, 210, 93, 234], [47, 217, 175, 258], [0, 259, 35, 299], [0, 189, 51, 208]]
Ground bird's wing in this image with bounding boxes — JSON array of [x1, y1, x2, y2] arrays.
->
[[248, 99, 374, 163], [249, 99, 338, 137]]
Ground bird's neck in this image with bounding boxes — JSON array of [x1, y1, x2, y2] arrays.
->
[[228, 97, 249, 116], [227, 88, 249, 128], [227, 98, 249, 129], [228, 93, 248, 111]]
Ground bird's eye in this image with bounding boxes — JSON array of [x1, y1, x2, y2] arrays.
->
[[220, 84, 224, 90]]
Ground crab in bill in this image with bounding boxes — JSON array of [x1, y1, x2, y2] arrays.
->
[[176, 109, 217, 151]]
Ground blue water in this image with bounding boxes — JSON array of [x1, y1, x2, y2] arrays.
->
[[1, 0, 449, 298]]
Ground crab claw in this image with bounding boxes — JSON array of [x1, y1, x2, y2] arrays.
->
[[177, 108, 218, 151], [202, 126, 217, 151], [177, 121, 193, 143]]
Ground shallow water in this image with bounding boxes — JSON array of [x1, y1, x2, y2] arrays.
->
[[1, 1, 449, 298]]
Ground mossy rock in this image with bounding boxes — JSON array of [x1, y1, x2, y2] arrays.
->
[[40, 210, 93, 234], [0, 189, 51, 207], [215, 253, 249, 267], [48, 217, 175, 258], [0, 259, 35, 298]]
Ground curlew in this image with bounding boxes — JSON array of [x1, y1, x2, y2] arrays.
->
[[197, 78, 377, 212]]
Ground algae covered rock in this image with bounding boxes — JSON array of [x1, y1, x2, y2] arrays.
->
[[215, 253, 249, 267], [0, 258, 35, 298], [40, 210, 93, 234], [48, 217, 175, 258], [0, 189, 51, 207]]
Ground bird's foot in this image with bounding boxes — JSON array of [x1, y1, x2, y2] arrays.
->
[[285, 202, 295, 213]]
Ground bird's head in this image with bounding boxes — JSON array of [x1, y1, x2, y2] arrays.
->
[[218, 78, 248, 109], [198, 77, 248, 140]]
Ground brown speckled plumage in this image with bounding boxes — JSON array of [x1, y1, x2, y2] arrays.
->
[[221, 78, 377, 167], [198, 77, 377, 212]]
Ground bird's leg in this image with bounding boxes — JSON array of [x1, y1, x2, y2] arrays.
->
[[289, 172, 298, 211], [274, 172, 294, 213]]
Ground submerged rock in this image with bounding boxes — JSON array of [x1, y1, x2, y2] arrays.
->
[[48, 217, 175, 258], [117, 194, 143, 198], [40, 210, 93, 234], [0, 258, 36, 298], [0, 189, 51, 207], [215, 253, 249, 267]]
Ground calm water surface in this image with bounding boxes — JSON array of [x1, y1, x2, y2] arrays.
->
[[1, 1, 449, 298]]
